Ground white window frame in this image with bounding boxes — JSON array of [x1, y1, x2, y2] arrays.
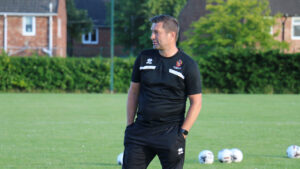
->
[[292, 17, 300, 40], [57, 18, 61, 38], [263, 16, 273, 35], [82, 28, 99, 44], [270, 26, 273, 35], [22, 16, 36, 36]]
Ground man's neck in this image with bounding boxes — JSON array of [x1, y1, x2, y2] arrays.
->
[[159, 46, 178, 58]]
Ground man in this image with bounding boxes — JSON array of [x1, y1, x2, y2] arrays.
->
[[123, 14, 202, 169]]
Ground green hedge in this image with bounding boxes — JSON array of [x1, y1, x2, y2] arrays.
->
[[0, 50, 299, 93], [0, 57, 109, 92], [196, 50, 300, 93]]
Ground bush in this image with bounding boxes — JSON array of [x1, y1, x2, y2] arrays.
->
[[0, 50, 299, 93], [0, 56, 111, 93], [196, 49, 300, 93]]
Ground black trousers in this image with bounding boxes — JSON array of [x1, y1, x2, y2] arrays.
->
[[123, 123, 186, 169]]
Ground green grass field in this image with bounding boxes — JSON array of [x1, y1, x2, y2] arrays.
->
[[0, 94, 300, 169]]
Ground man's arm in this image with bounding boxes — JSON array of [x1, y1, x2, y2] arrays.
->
[[181, 93, 202, 138], [126, 82, 140, 126]]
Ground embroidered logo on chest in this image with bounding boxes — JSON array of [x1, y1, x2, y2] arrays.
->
[[173, 59, 183, 70], [146, 58, 153, 64]]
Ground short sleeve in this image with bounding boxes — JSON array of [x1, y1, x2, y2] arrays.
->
[[131, 55, 141, 83], [185, 61, 202, 95]]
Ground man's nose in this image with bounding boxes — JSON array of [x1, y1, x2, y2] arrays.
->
[[150, 32, 155, 40]]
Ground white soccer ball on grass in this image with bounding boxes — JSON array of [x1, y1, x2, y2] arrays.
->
[[117, 152, 124, 165], [198, 150, 214, 164], [230, 148, 243, 162], [286, 145, 300, 158], [218, 149, 232, 163]]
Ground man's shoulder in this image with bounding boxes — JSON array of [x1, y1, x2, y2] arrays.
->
[[179, 50, 197, 65]]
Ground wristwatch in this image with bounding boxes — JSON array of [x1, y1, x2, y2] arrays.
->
[[181, 128, 189, 136]]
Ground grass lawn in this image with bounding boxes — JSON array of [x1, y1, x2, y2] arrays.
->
[[0, 94, 299, 169]]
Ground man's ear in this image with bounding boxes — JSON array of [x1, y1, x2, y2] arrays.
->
[[169, 31, 176, 40]]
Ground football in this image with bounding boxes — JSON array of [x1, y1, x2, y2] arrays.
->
[[218, 149, 232, 163], [286, 145, 300, 158], [117, 152, 124, 165], [231, 148, 243, 162], [198, 150, 214, 164]]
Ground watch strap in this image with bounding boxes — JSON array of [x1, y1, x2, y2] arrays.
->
[[181, 128, 189, 136]]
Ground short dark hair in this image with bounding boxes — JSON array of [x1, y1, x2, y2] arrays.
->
[[149, 14, 180, 40]]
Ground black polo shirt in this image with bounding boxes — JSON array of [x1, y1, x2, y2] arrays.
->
[[131, 49, 202, 126]]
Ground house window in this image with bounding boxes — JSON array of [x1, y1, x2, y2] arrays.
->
[[263, 17, 273, 35], [82, 28, 99, 44], [58, 18, 61, 38], [270, 26, 273, 35], [22, 16, 36, 36], [292, 17, 300, 40]]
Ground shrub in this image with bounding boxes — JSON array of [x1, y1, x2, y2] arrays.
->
[[0, 50, 299, 93]]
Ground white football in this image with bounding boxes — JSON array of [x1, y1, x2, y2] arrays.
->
[[218, 149, 232, 163], [198, 150, 214, 164], [231, 148, 243, 162], [117, 152, 124, 165], [286, 145, 300, 158]]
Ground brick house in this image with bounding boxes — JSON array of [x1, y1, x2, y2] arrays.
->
[[72, 0, 126, 57], [0, 0, 67, 57], [179, 0, 300, 53]]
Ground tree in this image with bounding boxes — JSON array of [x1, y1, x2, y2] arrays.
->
[[114, 0, 150, 55], [66, 0, 93, 56], [181, 0, 288, 57], [114, 0, 187, 55], [147, 0, 186, 18]]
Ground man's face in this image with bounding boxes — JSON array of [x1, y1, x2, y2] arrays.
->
[[150, 22, 172, 50]]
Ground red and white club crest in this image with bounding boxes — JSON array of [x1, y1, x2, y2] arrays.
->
[[176, 59, 183, 67]]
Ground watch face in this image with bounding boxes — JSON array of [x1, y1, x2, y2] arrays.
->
[[181, 129, 188, 135]]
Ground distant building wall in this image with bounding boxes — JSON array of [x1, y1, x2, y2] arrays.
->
[[0, 0, 67, 57], [72, 27, 128, 57]]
